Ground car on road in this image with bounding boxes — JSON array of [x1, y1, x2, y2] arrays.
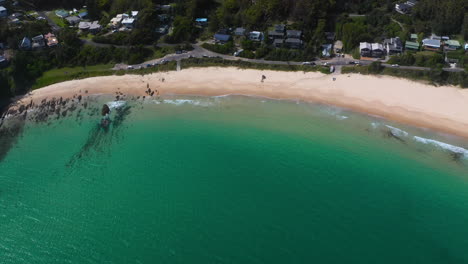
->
[[391, 64, 399, 67], [302, 62, 316, 66], [202, 54, 209, 58], [182, 50, 187, 53], [160, 59, 168, 64], [176, 50, 182, 54], [146, 64, 152, 68], [188, 55, 194, 58], [127, 65, 134, 70]]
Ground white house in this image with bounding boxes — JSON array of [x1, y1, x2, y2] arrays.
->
[[122, 18, 135, 29], [0, 6, 7, 18]]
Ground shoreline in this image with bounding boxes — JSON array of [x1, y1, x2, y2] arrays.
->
[[9, 67, 468, 139]]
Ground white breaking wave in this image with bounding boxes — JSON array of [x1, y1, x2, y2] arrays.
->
[[414, 136, 468, 157], [162, 99, 213, 107], [107, 101, 127, 109], [385, 125, 409, 137]]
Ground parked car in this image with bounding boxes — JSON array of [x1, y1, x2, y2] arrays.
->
[[176, 50, 182, 54], [391, 64, 399, 67], [202, 54, 209, 58], [161, 59, 168, 64], [302, 62, 315, 65], [127, 65, 134, 70], [146, 64, 152, 68]]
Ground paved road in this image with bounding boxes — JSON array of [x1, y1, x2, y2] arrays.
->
[[113, 43, 466, 73], [38, 11, 61, 32]]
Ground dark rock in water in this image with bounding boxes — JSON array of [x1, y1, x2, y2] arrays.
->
[[61, 110, 68, 117], [83, 102, 88, 109], [116, 95, 120, 101], [450, 152, 463, 162], [384, 130, 406, 143], [78, 95, 82, 102], [101, 104, 110, 116]]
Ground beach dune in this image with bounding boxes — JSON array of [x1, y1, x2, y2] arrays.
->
[[17, 67, 468, 138]]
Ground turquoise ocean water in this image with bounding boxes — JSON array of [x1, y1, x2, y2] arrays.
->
[[1, 95, 468, 263]]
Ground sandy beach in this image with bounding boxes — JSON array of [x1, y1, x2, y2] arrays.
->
[[13, 67, 468, 138]]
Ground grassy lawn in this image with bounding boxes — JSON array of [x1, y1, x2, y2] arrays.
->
[[33, 64, 114, 89], [148, 46, 176, 60], [47, 11, 67, 28]]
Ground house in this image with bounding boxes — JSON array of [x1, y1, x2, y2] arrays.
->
[[322, 44, 332, 57], [234, 27, 246, 36], [384, 37, 403, 54], [465, 43, 468, 51], [156, 4, 172, 12], [395, 0, 418, 14], [55, 9, 69, 18], [359, 42, 372, 57], [19, 37, 31, 50], [410, 33, 418, 41], [441, 36, 450, 41], [78, 11, 88, 19], [371, 43, 385, 57], [0, 55, 7, 68], [249, 31, 263, 42], [32, 35, 45, 49], [44, 33, 58, 47], [405, 40, 419, 51], [430, 34, 441, 40], [273, 38, 284, 48], [325, 32, 335, 42], [274, 24, 285, 33], [269, 24, 285, 39], [65, 15, 81, 25], [122, 18, 135, 29], [89, 21, 101, 33], [268, 30, 284, 39], [395, 3, 411, 14], [286, 30, 302, 39], [195, 18, 208, 26], [444, 40, 461, 51], [110, 14, 125, 28], [0, 6, 7, 18], [285, 38, 302, 49], [422, 38, 441, 51], [334, 40, 343, 53], [158, 14, 170, 22], [156, 25, 169, 34], [131, 11, 139, 18], [214, 33, 231, 43], [79, 21, 101, 33]]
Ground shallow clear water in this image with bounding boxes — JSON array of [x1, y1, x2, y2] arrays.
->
[[1, 95, 468, 263]]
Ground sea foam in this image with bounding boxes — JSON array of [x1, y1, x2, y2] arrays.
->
[[385, 125, 409, 137], [162, 99, 213, 107], [107, 101, 127, 109], [414, 136, 468, 157]]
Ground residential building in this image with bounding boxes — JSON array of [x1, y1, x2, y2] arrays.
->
[[465, 43, 468, 51], [325, 32, 335, 42], [285, 38, 302, 49], [195, 18, 208, 26], [395, 0, 417, 14], [0, 55, 7, 68], [273, 38, 284, 48], [322, 44, 332, 57], [78, 11, 88, 19], [249, 31, 263, 42], [410, 34, 418, 41], [156, 4, 172, 12], [109, 14, 124, 28], [430, 34, 441, 40], [122, 18, 135, 29], [444, 40, 461, 51], [422, 38, 441, 51], [395, 3, 411, 14], [32, 35, 45, 49], [234, 27, 246, 36], [65, 15, 81, 25], [405, 40, 419, 51], [359, 42, 372, 57], [79, 21, 101, 33], [268, 30, 283, 39], [44, 33, 58, 47], [286, 30, 302, 39], [384, 37, 403, 54], [214, 33, 231, 43], [334, 40, 343, 53], [371, 43, 385, 57], [0, 6, 7, 18], [274, 24, 285, 33], [156, 25, 169, 34], [55, 9, 69, 18], [131, 11, 139, 18]]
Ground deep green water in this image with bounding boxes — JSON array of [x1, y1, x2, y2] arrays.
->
[[1, 96, 468, 263]]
